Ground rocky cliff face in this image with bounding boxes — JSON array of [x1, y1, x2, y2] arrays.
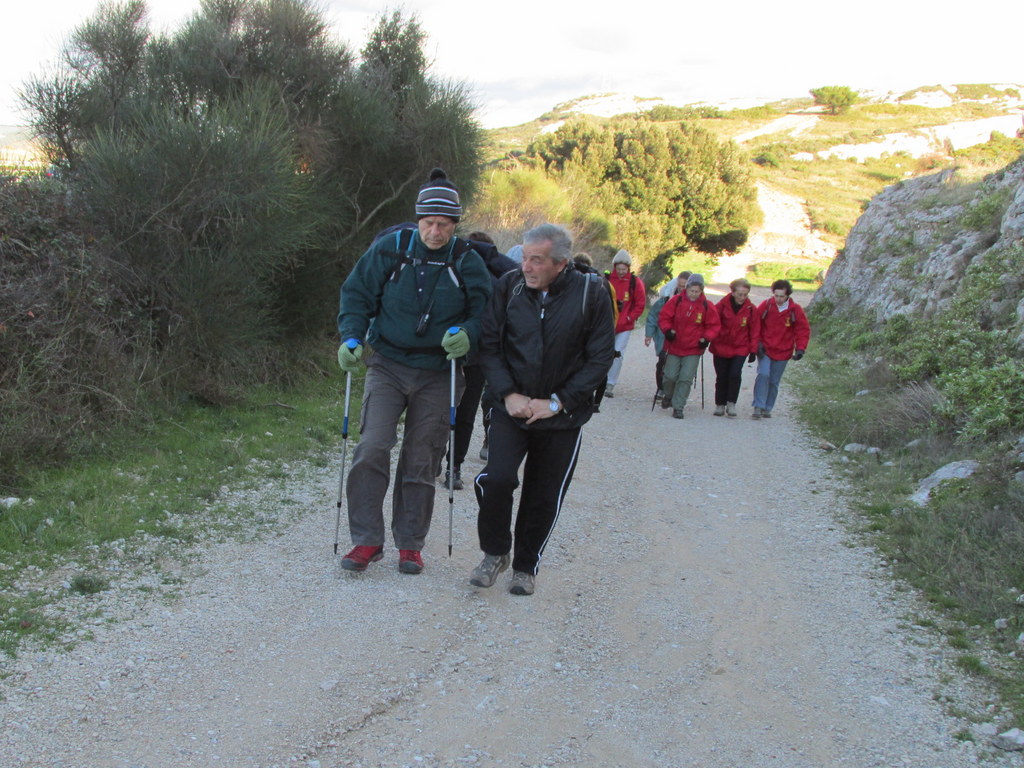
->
[[812, 157, 1024, 344]]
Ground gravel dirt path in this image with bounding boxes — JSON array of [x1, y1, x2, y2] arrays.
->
[[4, 315, 1021, 768]]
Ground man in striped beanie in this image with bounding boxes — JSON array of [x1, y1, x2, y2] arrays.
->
[[336, 168, 491, 575]]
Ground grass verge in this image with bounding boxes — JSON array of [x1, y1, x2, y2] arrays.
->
[[790, 340, 1024, 729], [0, 356, 359, 659]]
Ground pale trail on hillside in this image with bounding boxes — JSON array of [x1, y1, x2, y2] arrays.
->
[[710, 182, 836, 286]]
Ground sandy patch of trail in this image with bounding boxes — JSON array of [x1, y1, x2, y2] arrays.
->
[[711, 183, 836, 286]]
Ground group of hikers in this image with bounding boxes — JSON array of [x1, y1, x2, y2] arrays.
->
[[335, 168, 810, 596]]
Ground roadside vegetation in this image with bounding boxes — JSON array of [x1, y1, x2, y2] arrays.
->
[[1, 0, 478, 486], [0, 363, 351, 658], [791, 238, 1024, 728]]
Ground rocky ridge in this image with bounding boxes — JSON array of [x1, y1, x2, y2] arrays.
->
[[812, 156, 1024, 345]]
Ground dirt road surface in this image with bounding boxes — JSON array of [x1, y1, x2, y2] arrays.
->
[[4, 310, 1016, 768]]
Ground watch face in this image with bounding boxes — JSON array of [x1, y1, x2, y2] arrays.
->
[[549, 400, 559, 412]]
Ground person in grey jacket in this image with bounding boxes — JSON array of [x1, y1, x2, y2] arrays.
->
[[645, 271, 690, 395], [469, 224, 615, 596]]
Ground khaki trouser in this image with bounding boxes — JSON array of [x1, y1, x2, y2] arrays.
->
[[346, 354, 464, 550], [662, 353, 701, 411]]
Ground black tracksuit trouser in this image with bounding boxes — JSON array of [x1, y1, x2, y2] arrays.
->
[[713, 354, 746, 406], [473, 408, 582, 575]]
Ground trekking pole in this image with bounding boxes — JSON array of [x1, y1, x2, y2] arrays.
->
[[332, 360, 355, 555], [651, 387, 659, 412], [700, 353, 705, 410], [448, 353, 457, 557]]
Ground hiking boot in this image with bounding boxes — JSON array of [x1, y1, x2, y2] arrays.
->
[[752, 407, 762, 420], [713, 404, 725, 417], [672, 409, 685, 419], [661, 396, 672, 409], [443, 469, 464, 490], [509, 570, 535, 596], [761, 409, 772, 419], [340, 545, 384, 572], [469, 553, 510, 587], [726, 402, 737, 418], [398, 549, 424, 574], [479, 438, 488, 462], [604, 385, 615, 399]]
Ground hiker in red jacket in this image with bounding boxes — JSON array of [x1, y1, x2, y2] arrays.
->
[[752, 279, 811, 419], [657, 273, 720, 419], [604, 249, 646, 398], [710, 278, 761, 418]]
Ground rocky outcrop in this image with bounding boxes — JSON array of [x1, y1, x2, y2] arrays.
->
[[812, 157, 1024, 344]]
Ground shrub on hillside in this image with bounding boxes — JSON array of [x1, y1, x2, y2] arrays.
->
[[0, 176, 144, 482], [523, 118, 759, 271]]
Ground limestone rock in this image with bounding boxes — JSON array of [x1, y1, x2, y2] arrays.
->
[[812, 157, 1024, 350], [910, 460, 981, 506]]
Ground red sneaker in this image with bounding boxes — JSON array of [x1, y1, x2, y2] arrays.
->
[[340, 545, 384, 572], [398, 549, 424, 574]]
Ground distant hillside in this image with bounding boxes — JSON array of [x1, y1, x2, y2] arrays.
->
[[483, 83, 1024, 254]]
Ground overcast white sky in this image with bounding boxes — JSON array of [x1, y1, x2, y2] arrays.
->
[[3, 0, 1022, 129]]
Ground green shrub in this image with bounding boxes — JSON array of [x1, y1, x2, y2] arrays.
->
[[960, 187, 1013, 231]]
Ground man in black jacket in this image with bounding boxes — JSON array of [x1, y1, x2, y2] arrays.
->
[[469, 224, 615, 595]]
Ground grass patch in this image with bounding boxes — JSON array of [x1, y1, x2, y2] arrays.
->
[[0, 354, 358, 657], [792, 307, 1024, 728]]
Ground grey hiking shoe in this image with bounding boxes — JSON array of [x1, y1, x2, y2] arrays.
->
[[509, 570, 535, 596], [726, 402, 737, 417], [761, 409, 772, 418], [752, 407, 762, 420], [469, 553, 510, 587], [713, 404, 725, 416], [672, 408, 684, 419]]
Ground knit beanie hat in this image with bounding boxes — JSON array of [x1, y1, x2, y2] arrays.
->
[[612, 249, 632, 266], [686, 273, 705, 289], [415, 168, 462, 221]]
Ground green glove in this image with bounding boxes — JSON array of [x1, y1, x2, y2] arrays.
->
[[337, 339, 363, 372], [441, 327, 470, 360]]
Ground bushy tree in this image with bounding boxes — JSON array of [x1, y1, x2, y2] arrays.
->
[[810, 85, 858, 115], [18, 0, 481, 397], [524, 118, 758, 271], [7, 0, 482, 472]]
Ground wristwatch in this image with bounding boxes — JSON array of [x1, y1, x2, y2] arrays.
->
[[548, 393, 561, 413]]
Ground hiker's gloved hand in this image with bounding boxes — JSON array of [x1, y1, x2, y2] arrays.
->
[[337, 339, 363, 373], [792, 349, 804, 361], [698, 338, 709, 350], [758, 342, 766, 356], [664, 329, 677, 341], [441, 327, 470, 360], [747, 352, 757, 364]]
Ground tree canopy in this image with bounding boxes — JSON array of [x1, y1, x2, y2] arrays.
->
[[18, 0, 481, 361], [810, 85, 858, 115], [515, 118, 759, 273], [8, 0, 482, 465]]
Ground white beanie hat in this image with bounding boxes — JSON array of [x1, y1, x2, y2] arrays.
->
[[612, 249, 632, 266]]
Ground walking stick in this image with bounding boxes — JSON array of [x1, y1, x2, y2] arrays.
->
[[332, 367, 354, 555], [651, 387, 659, 412], [700, 352, 705, 410], [448, 356, 456, 557]]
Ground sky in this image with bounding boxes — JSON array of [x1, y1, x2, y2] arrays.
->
[[2, 0, 1023, 129]]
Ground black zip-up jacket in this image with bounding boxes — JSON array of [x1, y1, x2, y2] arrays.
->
[[479, 262, 615, 430]]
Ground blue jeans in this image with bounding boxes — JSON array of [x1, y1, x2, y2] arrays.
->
[[752, 356, 788, 412]]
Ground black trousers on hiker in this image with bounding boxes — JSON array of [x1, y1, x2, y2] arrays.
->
[[452, 364, 489, 469], [713, 354, 746, 405], [473, 408, 582, 575]]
